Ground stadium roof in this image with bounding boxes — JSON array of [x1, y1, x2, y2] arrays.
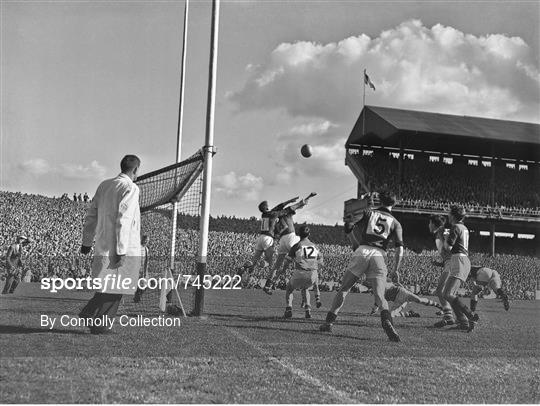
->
[[346, 106, 540, 162]]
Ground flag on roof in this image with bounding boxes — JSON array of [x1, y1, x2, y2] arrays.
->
[[364, 70, 376, 91]]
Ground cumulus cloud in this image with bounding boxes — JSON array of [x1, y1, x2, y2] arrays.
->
[[19, 159, 52, 176], [214, 171, 264, 201], [60, 161, 106, 180], [228, 19, 540, 123], [278, 120, 339, 138], [19, 159, 106, 180]]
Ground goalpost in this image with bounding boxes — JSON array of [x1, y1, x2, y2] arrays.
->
[[117, 150, 204, 317], [119, 0, 220, 318]]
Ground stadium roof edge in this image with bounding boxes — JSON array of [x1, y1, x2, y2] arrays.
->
[[346, 106, 540, 162]]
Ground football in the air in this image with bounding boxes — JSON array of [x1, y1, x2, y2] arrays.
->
[[300, 144, 312, 158]]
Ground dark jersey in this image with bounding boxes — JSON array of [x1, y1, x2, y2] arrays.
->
[[276, 207, 296, 237], [260, 211, 281, 238], [434, 228, 451, 264], [447, 222, 469, 255], [288, 238, 322, 271], [259, 202, 289, 237], [346, 208, 404, 251]]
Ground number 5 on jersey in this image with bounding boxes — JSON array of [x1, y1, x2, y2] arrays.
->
[[366, 212, 394, 239]]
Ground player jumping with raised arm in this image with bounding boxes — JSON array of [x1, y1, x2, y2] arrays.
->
[[283, 225, 323, 319], [319, 191, 404, 342], [370, 282, 443, 318], [468, 266, 510, 312], [263, 192, 316, 295], [238, 196, 300, 281]]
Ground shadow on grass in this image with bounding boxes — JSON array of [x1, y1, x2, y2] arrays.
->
[[224, 322, 371, 341], [0, 325, 87, 335], [209, 312, 372, 328]]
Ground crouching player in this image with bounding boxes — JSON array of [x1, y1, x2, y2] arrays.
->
[[468, 266, 510, 312], [370, 283, 442, 318], [284, 225, 323, 319], [319, 191, 404, 342]]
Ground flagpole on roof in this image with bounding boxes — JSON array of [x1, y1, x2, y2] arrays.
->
[[362, 68, 366, 137]]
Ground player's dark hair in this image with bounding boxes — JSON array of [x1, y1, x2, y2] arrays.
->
[[258, 201, 268, 212], [378, 190, 396, 207], [120, 155, 141, 173], [450, 205, 466, 221], [429, 214, 444, 228], [298, 225, 310, 239]]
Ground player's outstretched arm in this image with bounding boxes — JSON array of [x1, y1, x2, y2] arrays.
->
[[290, 192, 317, 211], [272, 196, 299, 211]]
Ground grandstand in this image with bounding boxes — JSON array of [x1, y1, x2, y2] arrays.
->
[[345, 106, 540, 256]]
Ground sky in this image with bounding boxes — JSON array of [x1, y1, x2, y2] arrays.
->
[[1, 0, 539, 225]]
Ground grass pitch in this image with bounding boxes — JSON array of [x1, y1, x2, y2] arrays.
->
[[1, 285, 539, 403]]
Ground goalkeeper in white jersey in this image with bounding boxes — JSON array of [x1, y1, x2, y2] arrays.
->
[[283, 225, 322, 319], [468, 266, 510, 312]]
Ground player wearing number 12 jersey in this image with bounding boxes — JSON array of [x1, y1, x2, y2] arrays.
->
[[319, 191, 404, 342], [284, 225, 323, 319]]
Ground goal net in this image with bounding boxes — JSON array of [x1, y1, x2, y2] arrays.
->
[[118, 150, 203, 317]]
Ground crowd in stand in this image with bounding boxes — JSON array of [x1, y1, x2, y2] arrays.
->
[[358, 153, 540, 216], [1, 191, 538, 300]]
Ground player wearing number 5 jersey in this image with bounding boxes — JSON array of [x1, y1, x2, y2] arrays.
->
[[283, 225, 323, 319], [441, 205, 479, 332], [319, 191, 404, 342]]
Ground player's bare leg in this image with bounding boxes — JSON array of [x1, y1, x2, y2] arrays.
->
[[469, 285, 483, 312], [491, 276, 510, 311], [314, 283, 322, 308], [284, 282, 294, 318], [408, 292, 443, 311], [372, 277, 400, 342], [434, 271, 455, 327], [300, 289, 307, 308], [443, 276, 478, 332], [497, 288, 510, 311], [319, 270, 358, 332], [264, 253, 286, 295], [303, 289, 312, 318]]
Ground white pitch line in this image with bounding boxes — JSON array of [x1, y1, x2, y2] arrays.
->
[[224, 326, 358, 404]]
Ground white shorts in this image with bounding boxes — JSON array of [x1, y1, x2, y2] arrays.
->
[[255, 235, 274, 252], [277, 233, 300, 255], [346, 245, 387, 281], [289, 269, 318, 290], [449, 254, 471, 282], [476, 269, 502, 291]]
